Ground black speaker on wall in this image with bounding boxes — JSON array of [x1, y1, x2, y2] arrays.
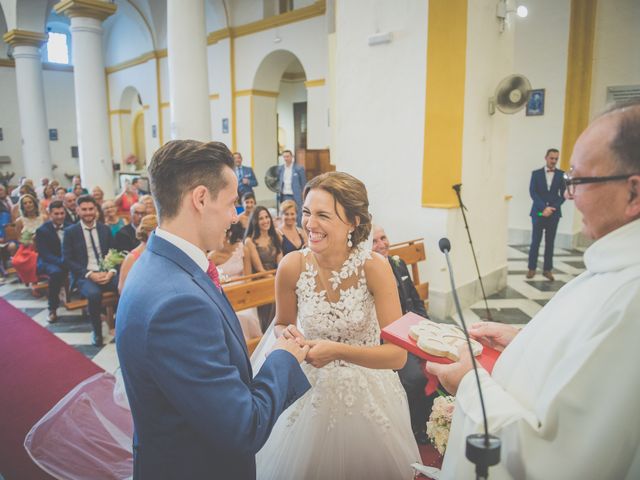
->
[[71, 146, 79, 158]]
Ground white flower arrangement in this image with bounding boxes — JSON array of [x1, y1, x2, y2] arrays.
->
[[426, 394, 456, 455]]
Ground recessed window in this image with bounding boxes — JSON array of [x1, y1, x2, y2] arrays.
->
[[47, 32, 69, 64]]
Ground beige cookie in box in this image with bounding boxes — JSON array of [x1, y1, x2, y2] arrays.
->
[[409, 320, 482, 361]]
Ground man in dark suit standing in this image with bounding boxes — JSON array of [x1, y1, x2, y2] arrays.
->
[[233, 152, 258, 198], [63, 195, 117, 346], [116, 140, 310, 480], [63, 192, 79, 225], [372, 225, 431, 444], [527, 148, 566, 281], [277, 150, 306, 225], [113, 202, 145, 252], [35, 200, 68, 323]]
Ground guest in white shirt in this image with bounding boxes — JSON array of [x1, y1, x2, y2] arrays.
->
[[276, 150, 306, 225], [62, 195, 117, 346], [427, 99, 640, 479]]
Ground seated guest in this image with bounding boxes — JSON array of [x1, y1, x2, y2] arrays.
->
[[72, 184, 85, 199], [115, 181, 139, 215], [278, 200, 306, 255], [372, 224, 431, 444], [0, 192, 14, 276], [208, 223, 261, 340], [113, 202, 145, 252], [102, 200, 126, 236], [244, 205, 282, 331], [39, 184, 55, 214], [118, 214, 157, 294], [11, 184, 37, 220], [55, 186, 66, 202], [91, 186, 105, 207], [67, 175, 88, 194], [13, 194, 45, 285], [0, 183, 13, 213], [139, 194, 156, 215], [63, 192, 79, 225], [237, 192, 256, 230], [35, 201, 68, 323], [63, 195, 117, 346]]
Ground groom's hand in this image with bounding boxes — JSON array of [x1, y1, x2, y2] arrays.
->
[[273, 337, 310, 364], [282, 324, 305, 342]]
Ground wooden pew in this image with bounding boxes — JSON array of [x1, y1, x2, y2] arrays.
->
[[63, 283, 119, 330], [388, 238, 429, 310], [222, 270, 276, 355]]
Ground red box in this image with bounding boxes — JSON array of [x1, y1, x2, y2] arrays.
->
[[381, 312, 500, 373]]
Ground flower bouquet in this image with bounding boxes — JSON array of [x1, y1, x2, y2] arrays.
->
[[426, 394, 456, 455], [100, 249, 127, 272], [20, 230, 35, 246]]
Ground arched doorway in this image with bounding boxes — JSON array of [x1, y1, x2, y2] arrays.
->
[[119, 86, 146, 171]]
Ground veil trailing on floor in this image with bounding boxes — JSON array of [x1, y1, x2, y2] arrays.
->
[[24, 371, 134, 480]]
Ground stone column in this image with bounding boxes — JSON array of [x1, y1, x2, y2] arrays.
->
[[55, 0, 117, 196], [167, 0, 211, 141], [3, 30, 52, 181]]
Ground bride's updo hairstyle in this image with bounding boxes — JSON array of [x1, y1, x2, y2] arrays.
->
[[303, 172, 372, 247]]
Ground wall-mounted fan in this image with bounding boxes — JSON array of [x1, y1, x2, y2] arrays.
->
[[489, 74, 532, 115], [264, 165, 280, 193]]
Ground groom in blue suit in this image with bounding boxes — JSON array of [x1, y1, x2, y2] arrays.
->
[[527, 148, 566, 281], [116, 140, 310, 480]]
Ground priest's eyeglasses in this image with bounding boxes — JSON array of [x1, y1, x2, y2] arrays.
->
[[563, 168, 639, 197]]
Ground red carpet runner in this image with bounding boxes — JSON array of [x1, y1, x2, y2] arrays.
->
[[0, 298, 103, 480]]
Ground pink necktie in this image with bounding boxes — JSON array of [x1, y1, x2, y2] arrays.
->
[[207, 261, 222, 291]]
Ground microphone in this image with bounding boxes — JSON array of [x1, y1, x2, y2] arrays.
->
[[439, 237, 501, 479], [452, 183, 462, 193]]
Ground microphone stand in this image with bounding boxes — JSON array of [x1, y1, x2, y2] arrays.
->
[[452, 184, 492, 321], [440, 237, 501, 480]]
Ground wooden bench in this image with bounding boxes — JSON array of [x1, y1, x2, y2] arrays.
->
[[222, 270, 276, 355], [388, 238, 429, 311], [63, 284, 119, 330]]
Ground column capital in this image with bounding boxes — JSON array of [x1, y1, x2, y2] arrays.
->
[[54, 0, 117, 21], [2, 29, 47, 48]]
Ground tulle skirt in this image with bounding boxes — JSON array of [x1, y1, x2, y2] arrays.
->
[[256, 359, 420, 479]]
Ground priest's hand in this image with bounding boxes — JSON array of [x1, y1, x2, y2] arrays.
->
[[468, 321, 519, 352], [425, 346, 473, 395]]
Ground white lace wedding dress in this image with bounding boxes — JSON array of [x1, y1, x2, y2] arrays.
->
[[254, 245, 420, 479]]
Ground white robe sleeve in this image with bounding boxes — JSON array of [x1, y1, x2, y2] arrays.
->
[[441, 283, 640, 480]]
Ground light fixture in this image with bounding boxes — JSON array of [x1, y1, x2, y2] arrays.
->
[[496, 0, 528, 32]]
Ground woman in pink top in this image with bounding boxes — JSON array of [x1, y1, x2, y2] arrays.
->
[[117, 214, 157, 295], [208, 223, 262, 340]]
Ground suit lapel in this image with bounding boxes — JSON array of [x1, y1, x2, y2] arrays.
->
[[148, 235, 250, 364]]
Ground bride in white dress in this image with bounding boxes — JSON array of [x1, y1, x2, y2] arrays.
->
[[254, 172, 420, 479]]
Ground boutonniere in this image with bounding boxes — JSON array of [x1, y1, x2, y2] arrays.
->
[[391, 255, 401, 267]]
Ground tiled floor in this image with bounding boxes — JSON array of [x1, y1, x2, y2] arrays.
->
[[0, 244, 586, 374]]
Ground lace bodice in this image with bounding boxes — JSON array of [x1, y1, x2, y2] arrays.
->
[[296, 244, 380, 348]]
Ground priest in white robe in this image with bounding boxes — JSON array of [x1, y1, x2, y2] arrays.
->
[[427, 99, 640, 480]]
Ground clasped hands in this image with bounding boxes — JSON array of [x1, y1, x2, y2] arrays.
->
[[88, 270, 115, 285], [272, 324, 338, 368], [425, 321, 519, 395]]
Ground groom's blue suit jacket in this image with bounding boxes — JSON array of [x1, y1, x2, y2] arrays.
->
[[116, 233, 310, 480]]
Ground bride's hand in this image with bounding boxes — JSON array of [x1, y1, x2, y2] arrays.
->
[[282, 324, 305, 342], [305, 340, 339, 368]]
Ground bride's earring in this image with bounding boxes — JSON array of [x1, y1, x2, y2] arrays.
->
[[347, 231, 353, 248]]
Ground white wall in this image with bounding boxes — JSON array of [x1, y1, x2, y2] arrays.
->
[[590, 0, 640, 115], [0, 65, 77, 186], [505, 0, 571, 245], [208, 38, 232, 146], [43, 69, 78, 184], [277, 79, 306, 153], [103, 4, 154, 66]]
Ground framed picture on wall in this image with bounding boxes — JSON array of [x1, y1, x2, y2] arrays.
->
[[526, 89, 545, 116]]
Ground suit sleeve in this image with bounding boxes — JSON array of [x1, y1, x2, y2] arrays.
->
[[550, 172, 566, 210], [147, 294, 310, 456], [35, 228, 64, 268], [62, 228, 88, 278], [249, 168, 258, 188], [399, 260, 427, 317], [297, 166, 307, 191], [529, 171, 545, 215]]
